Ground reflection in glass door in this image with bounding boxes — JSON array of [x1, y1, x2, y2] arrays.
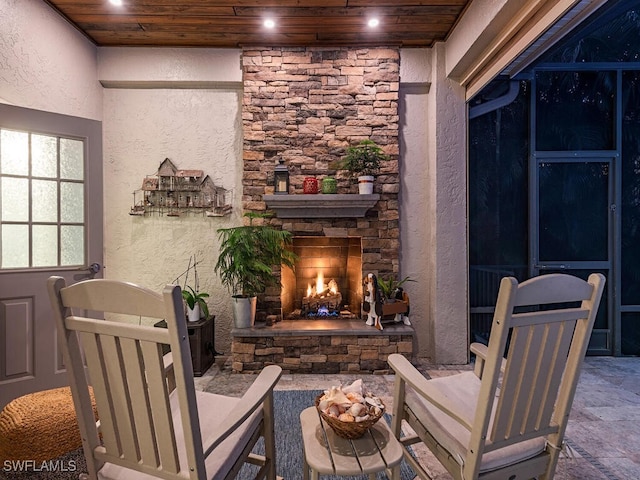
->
[[532, 158, 613, 354]]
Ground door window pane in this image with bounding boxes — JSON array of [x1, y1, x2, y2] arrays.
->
[[60, 138, 83, 180], [61, 225, 84, 266], [0, 130, 28, 175], [1, 177, 29, 221], [1, 128, 85, 269], [33, 225, 58, 267], [61, 182, 83, 223], [32, 134, 57, 178], [539, 162, 609, 261], [1, 225, 29, 268], [32, 180, 58, 222]]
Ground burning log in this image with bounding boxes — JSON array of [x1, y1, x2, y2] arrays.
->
[[302, 273, 342, 316]]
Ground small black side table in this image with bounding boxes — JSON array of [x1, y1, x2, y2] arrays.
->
[[154, 315, 217, 376]]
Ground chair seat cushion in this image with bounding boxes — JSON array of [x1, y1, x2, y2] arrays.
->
[[97, 390, 262, 479], [406, 371, 546, 473]]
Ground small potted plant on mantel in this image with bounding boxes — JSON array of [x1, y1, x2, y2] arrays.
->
[[334, 139, 389, 194], [215, 212, 298, 328]]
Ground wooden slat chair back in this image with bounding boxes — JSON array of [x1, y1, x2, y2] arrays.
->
[[389, 273, 605, 480], [48, 276, 282, 480]]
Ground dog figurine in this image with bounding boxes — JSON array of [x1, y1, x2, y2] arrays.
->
[[363, 273, 384, 330], [393, 287, 412, 326]]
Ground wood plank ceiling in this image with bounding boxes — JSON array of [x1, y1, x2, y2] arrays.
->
[[43, 0, 472, 48]]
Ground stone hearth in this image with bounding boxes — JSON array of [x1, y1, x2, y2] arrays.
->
[[231, 320, 414, 374]]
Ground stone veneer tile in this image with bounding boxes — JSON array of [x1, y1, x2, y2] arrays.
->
[[242, 46, 401, 320]]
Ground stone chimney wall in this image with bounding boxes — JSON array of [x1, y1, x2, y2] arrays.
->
[[241, 46, 401, 313]]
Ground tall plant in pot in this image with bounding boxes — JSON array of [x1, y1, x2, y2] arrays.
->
[[215, 212, 298, 328], [334, 139, 389, 194]]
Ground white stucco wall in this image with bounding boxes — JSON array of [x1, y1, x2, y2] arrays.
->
[[399, 49, 432, 358], [0, 0, 101, 119], [98, 47, 242, 84], [102, 87, 243, 350], [428, 44, 469, 364], [99, 48, 244, 353]]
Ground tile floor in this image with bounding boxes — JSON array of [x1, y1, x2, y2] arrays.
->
[[195, 356, 640, 480]]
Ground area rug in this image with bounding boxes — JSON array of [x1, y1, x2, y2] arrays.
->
[[0, 390, 414, 480], [238, 389, 416, 480]]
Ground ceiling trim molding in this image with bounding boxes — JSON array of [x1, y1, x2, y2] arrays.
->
[[99, 80, 243, 90], [449, 0, 585, 101], [503, 0, 610, 78]]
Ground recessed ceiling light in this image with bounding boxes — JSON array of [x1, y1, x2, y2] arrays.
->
[[264, 19, 276, 29], [109, 0, 123, 6], [368, 18, 380, 28]]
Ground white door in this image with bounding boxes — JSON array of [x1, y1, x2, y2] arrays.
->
[[0, 104, 103, 409]]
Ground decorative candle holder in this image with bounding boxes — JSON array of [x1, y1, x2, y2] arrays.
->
[[322, 177, 337, 194], [303, 177, 319, 194]]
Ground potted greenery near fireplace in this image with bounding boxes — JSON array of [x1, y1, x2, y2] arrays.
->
[[334, 139, 389, 194], [215, 212, 298, 328]]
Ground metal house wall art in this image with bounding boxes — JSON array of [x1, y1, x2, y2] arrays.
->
[[129, 158, 232, 217]]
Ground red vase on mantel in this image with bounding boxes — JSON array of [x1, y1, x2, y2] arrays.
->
[[303, 177, 319, 194]]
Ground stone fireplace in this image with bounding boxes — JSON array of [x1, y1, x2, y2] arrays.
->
[[231, 46, 414, 373]]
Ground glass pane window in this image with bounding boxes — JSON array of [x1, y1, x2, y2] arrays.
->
[[0, 128, 85, 269], [32, 225, 58, 267], [32, 180, 58, 222], [0, 130, 28, 176], [621, 71, 640, 305], [32, 134, 57, 178], [60, 138, 84, 181], [1, 177, 29, 222], [1, 224, 28, 268], [536, 71, 615, 151], [621, 313, 640, 356], [61, 225, 84, 266], [61, 182, 84, 223], [539, 161, 609, 261]]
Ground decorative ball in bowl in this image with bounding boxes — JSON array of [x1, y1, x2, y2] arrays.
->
[[315, 379, 385, 439]]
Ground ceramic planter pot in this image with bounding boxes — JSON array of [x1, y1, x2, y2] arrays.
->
[[187, 304, 200, 322], [358, 175, 374, 194]]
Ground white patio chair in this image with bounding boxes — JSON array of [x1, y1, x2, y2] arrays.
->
[[48, 276, 281, 480], [388, 272, 605, 480]]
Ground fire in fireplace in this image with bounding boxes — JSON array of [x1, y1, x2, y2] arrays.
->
[[301, 272, 342, 317], [281, 237, 363, 319]]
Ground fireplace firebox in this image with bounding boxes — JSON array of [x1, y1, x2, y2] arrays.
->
[[281, 237, 362, 319]]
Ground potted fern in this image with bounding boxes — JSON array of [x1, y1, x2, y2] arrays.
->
[[215, 212, 298, 328], [334, 139, 389, 194]]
